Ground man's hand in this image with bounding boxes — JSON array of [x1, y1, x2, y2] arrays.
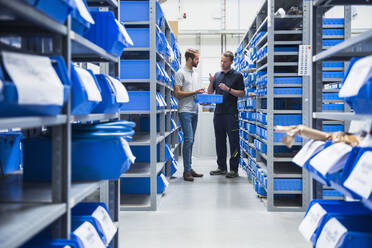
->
[[194, 88, 205, 94], [218, 83, 230, 92], [209, 73, 215, 83]]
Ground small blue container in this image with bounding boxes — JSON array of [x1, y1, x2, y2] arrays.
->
[[71, 0, 92, 35], [0, 56, 69, 117], [126, 27, 150, 47], [195, 94, 223, 104], [274, 114, 302, 125], [0, 132, 23, 175], [274, 88, 302, 95], [323, 18, 344, 26], [274, 77, 302, 85], [274, 46, 298, 52], [323, 61, 344, 68], [323, 92, 342, 100], [323, 39, 344, 47], [34, 0, 74, 24], [322, 189, 344, 197], [323, 29, 344, 36], [120, 91, 161, 111], [120, 60, 149, 79], [322, 125, 344, 132], [120, 0, 163, 27], [130, 143, 171, 163], [121, 172, 167, 194], [274, 179, 302, 191], [322, 103, 344, 111], [70, 65, 102, 115], [323, 71, 345, 80]]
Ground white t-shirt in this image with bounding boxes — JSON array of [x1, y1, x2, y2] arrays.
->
[[175, 66, 200, 113]]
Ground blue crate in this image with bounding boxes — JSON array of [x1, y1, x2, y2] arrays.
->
[[323, 39, 344, 47], [0, 132, 22, 174], [322, 61, 344, 68], [84, 11, 131, 57], [120, 1, 163, 27], [273, 132, 302, 143], [274, 77, 302, 85], [323, 18, 344, 26], [274, 88, 302, 95], [71, 0, 92, 35], [0, 56, 69, 117], [322, 189, 344, 197], [322, 103, 344, 111], [274, 114, 302, 125], [323, 71, 344, 79], [130, 143, 171, 163], [120, 59, 149, 79], [126, 27, 149, 47], [322, 92, 342, 100], [274, 46, 298, 52], [322, 125, 344, 132], [121, 172, 167, 194], [274, 179, 302, 191], [195, 94, 223, 104], [120, 91, 161, 111], [70, 65, 102, 115], [342, 57, 372, 114], [92, 74, 122, 114], [33, 0, 74, 24], [23, 129, 134, 181], [323, 29, 344, 36]]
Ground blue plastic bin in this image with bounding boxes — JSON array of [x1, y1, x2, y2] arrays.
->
[[23, 132, 133, 181], [323, 28, 344, 36], [34, 0, 74, 24], [130, 143, 170, 163], [71, 0, 92, 35], [92, 74, 120, 114], [274, 179, 302, 191], [274, 77, 302, 85], [195, 94, 223, 104], [120, 1, 163, 27], [120, 60, 149, 79], [120, 91, 160, 111], [323, 18, 344, 26], [274, 88, 302, 95], [0, 55, 69, 117], [70, 65, 102, 115], [323, 39, 344, 47], [274, 46, 298, 52], [84, 11, 130, 57], [322, 103, 344, 111], [126, 27, 150, 47], [0, 132, 22, 175], [274, 114, 302, 125], [323, 61, 344, 69], [322, 189, 344, 197], [121, 172, 167, 194], [323, 92, 342, 100], [322, 125, 344, 132], [323, 71, 344, 80]]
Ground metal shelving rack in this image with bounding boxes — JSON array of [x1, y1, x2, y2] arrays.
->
[[0, 0, 121, 247], [237, 0, 312, 211], [119, 0, 181, 211], [311, 0, 372, 200]]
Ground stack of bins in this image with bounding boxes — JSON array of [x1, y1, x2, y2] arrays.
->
[[119, 0, 182, 211]]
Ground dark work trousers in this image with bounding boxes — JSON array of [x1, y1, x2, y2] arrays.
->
[[213, 113, 240, 172]]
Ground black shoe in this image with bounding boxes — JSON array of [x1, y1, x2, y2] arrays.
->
[[226, 171, 239, 178], [210, 168, 227, 176]]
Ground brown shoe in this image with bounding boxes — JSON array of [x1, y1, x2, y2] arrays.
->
[[183, 172, 194, 182], [191, 169, 203, 177]]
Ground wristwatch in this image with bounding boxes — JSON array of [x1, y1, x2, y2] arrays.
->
[[228, 87, 231, 93]]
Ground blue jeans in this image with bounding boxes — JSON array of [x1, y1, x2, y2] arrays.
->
[[179, 112, 198, 173]]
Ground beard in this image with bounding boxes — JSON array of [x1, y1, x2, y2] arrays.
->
[[192, 61, 198, 67]]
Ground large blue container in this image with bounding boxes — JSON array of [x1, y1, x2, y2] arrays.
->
[[92, 74, 122, 114], [0, 132, 23, 174], [120, 0, 163, 27], [84, 11, 130, 57], [70, 65, 102, 115], [120, 91, 161, 111], [120, 60, 149, 79], [121, 172, 167, 194], [34, 0, 74, 24], [23, 133, 133, 181], [0, 56, 69, 117], [71, 0, 92, 35]]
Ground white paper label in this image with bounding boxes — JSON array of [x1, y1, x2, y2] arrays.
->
[[73, 222, 106, 248], [75, 67, 102, 102], [91, 206, 117, 245], [339, 55, 372, 97], [73, 0, 95, 24], [316, 218, 347, 248], [292, 140, 325, 167], [344, 151, 372, 198], [299, 203, 327, 242], [120, 137, 136, 164], [298, 45, 312, 76], [310, 143, 352, 176], [2, 51, 64, 105], [107, 76, 129, 103], [160, 174, 169, 187], [115, 20, 133, 46]]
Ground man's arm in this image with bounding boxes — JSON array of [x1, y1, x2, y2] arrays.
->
[[207, 73, 215, 94], [218, 73, 245, 97], [174, 85, 205, 99]]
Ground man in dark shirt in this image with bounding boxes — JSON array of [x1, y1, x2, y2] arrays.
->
[[207, 51, 245, 178]]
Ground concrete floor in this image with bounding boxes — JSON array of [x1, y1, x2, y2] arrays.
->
[[120, 157, 310, 248]]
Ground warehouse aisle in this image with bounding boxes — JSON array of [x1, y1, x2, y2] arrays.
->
[[120, 157, 309, 248]]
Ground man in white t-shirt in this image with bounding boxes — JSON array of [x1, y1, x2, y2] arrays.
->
[[174, 49, 205, 182]]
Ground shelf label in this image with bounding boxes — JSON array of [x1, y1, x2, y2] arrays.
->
[[120, 137, 136, 164], [160, 174, 169, 187], [108, 76, 129, 103], [292, 140, 325, 167], [316, 218, 347, 248], [299, 203, 327, 242], [343, 151, 372, 198], [2, 51, 64, 105], [92, 206, 117, 245], [298, 45, 312, 76], [310, 142, 352, 176], [74, 0, 94, 24], [75, 67, 102, 102], [73, 221, 106, 248]]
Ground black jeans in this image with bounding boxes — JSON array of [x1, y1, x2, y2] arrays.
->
[[213, 113, 240, 172]]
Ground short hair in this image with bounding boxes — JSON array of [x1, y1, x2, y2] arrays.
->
[[185, 48, 199, 61], [222, 51, 234, 62]]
